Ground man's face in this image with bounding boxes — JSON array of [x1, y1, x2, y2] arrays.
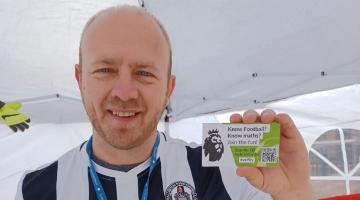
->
[[76, 11, 175, 150]]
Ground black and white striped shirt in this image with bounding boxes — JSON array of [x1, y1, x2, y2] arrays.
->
[[16, 132, 270, 200]]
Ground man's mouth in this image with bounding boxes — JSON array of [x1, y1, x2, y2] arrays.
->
[[108, 110, 142, 121], [112, 111, 136, 117]]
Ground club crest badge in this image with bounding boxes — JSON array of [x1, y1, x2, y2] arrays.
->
[[165, 181, 198, 200], [203, 129, 224, 161]]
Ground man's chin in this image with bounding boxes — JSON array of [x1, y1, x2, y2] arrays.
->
[[105, 127, 137, 138], [101, 127, 144, 148], [102, 133, 138, 150], [107, 141, 137, 150], [102, 121, 140, 132]]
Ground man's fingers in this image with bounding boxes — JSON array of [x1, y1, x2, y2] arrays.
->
[[236, 167, 264, 190], [231, 109, 277, 124], [275, 113, 299, 139], [230, 113, 242, 123], [261, 109, 276, 123], [243, 110, 260, 123]]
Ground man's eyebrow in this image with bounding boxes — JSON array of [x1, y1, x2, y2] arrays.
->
[[90, 58, 118, 66], [131, 62, 159, 71]]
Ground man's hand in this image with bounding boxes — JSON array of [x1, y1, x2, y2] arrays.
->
[[231, 109, 315, 200], [0, 101, 31, 132]]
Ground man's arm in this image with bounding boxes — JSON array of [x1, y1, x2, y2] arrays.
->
[[231, 109, 315, 200]]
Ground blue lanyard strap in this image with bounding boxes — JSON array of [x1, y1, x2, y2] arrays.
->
[[86, 134, 160, 200], [141, 134, 160, 200]]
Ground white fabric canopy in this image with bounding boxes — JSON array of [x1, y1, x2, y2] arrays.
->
[[1, 0, 359, 123], [145, 0, 360, 120]]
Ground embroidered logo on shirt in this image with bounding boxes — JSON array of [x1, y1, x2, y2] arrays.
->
[[165, 181, 198, 200]]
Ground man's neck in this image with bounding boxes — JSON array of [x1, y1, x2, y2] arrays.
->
[[91, 131, 157, 165], [91, 153, 143, 172]]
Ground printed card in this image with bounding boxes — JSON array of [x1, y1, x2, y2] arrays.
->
[[202, 123, 280, 167]]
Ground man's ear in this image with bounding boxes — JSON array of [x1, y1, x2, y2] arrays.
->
[[166, 75, 176, 104], [75, 64, 81, 88]]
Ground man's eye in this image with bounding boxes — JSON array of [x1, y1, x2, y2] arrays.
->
[[136, 70, 152, 77], [95, 68, 112, 73]]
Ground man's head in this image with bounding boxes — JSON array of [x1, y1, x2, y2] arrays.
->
[[78, 6, 173, 77], [75, 5, 176, 150]]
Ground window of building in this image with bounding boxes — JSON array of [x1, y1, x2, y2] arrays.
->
[[309, 128, 360, 198]]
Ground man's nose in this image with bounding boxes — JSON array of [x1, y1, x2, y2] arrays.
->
[[110, 73, 138, 101]]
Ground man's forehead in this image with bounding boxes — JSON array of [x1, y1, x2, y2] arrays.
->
[[82, 13, 167, 62], [94, 9, 150, 27], [82, 8, 161, 44], [78, 6, 172, 76]]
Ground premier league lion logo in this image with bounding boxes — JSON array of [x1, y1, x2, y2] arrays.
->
[[203, 129, 224, 161]]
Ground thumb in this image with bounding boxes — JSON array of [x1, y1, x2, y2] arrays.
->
[[236, 167, 264, 190]]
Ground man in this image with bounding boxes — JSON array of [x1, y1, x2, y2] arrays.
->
[[16, 5, 315, 200]]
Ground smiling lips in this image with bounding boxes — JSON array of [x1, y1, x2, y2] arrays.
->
[[108, 109, 142, 122], [112, 111, 136, 117]]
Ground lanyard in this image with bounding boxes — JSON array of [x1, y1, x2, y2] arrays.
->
[[86, 134, 160, 200]]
